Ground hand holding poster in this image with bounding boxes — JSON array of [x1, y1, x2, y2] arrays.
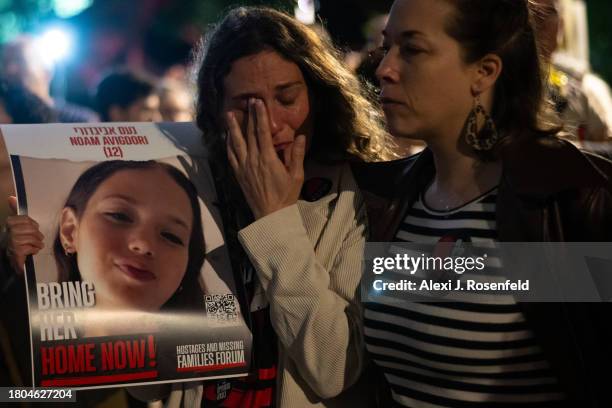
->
[[0, 122, 252, 390]]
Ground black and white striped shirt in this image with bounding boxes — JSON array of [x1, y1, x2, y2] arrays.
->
[[364, 188, 566, 407]]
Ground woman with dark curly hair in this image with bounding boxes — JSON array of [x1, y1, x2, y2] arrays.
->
[[186, 5, 393, 408]]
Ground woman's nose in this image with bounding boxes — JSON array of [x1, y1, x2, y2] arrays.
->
[[376, 50, 400, 84]]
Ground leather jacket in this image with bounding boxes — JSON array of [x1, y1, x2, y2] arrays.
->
[[353, 136, 612, 407]]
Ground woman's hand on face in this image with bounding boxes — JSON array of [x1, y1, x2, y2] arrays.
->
[[226, 98, 306, 220], [5, 196, 44, 274]]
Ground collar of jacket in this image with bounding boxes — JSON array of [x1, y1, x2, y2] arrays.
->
[[352, 152, 429, 242], [355, 136, 611, 241], [409, 136, 610, 200]]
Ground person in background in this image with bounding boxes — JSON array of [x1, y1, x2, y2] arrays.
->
[[354, 0, 612, 406], [0, 80, 50, 397], [351, 14, 389, 82], [531, 0, 611, 144], [0, 78, 56, 125], [0, 36, 99, 123], [0, 77, 57, 222], [555, 0, 612, 140], [158, 79, 194, 122], [95, 69, 162, 122]]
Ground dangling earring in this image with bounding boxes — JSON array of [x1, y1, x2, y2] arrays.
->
[[465, 96, 499, 151], [63, 243, 74, 256]]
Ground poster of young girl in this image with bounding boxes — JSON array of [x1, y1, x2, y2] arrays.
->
[[0, 122, 252, 390]]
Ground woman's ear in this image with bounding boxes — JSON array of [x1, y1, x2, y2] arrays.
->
[[471, 53, 503, 95], [59, 207, 79, 253]]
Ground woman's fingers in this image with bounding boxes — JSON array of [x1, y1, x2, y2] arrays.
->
[[10, 228, 44, 243], [227, 133, 240, 174], [9, 229, 44, 244], [6, 215, 39, 227], [6, 214, 38, 226], [19, 245, 43, 256], [8, 195, 17, 215], [224, 98, 305, 218], [7, 237, 44, 275], [8, 226, 45, 251], [226, 111, 247, 165], [253, 99, 275, 160], [5, 214, 45, 252], [9, 244, 42, 274], [6, 218, 41, 240], [3, 204, 44, 274], [246, 99, 259, 161], [6, 216, 40, 234], [289, 134, 306, 181]]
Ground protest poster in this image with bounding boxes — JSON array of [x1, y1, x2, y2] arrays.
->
[[0, 122, 252, 390]]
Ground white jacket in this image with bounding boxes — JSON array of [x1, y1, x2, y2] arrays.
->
[[156, 161, 368, 407]]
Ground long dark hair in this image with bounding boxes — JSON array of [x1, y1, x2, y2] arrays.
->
[[194, 6, 395, 163], [53, 160, 205, 310], [444, 0, 558, 157]]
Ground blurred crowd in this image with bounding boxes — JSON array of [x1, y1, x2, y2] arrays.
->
[[1, 0, 610, 143], [0, 35, 194, 125], [0, 36, 196, 222]]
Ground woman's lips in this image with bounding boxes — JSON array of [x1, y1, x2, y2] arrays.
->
[[380, 96, 405, 105], [117, 263, 156, 282]]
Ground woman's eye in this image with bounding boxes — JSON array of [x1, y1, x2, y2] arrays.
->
[[368, 47, 388, 64], [370, 46, 389, 62], [278, 89, 300, 106], [378, 45, 390, 56], [161, 232, 185, 246], [400, 46, 423, 58], [278, 97, 297, 106], [231, 101, 249, 113], [105, 212, 132, 222]]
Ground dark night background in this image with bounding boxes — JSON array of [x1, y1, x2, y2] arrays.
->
[[0, 0, 610, 107]]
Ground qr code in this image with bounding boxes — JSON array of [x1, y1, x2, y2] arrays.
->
[[205, 294, 238, 322]]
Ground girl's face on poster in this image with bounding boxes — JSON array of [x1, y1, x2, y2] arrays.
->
[[61, 167, 194, 311], [221, 49, 313, 164]]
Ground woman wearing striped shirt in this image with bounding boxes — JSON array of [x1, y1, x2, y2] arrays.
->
[[355, 0, 612, 406]]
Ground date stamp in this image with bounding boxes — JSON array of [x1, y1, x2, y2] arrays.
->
[[0, 388, 76, 402]]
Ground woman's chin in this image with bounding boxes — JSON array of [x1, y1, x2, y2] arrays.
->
[[387, 124, 425, 141], [384, 116, 419, 139], [96, 294, 161, 313]]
